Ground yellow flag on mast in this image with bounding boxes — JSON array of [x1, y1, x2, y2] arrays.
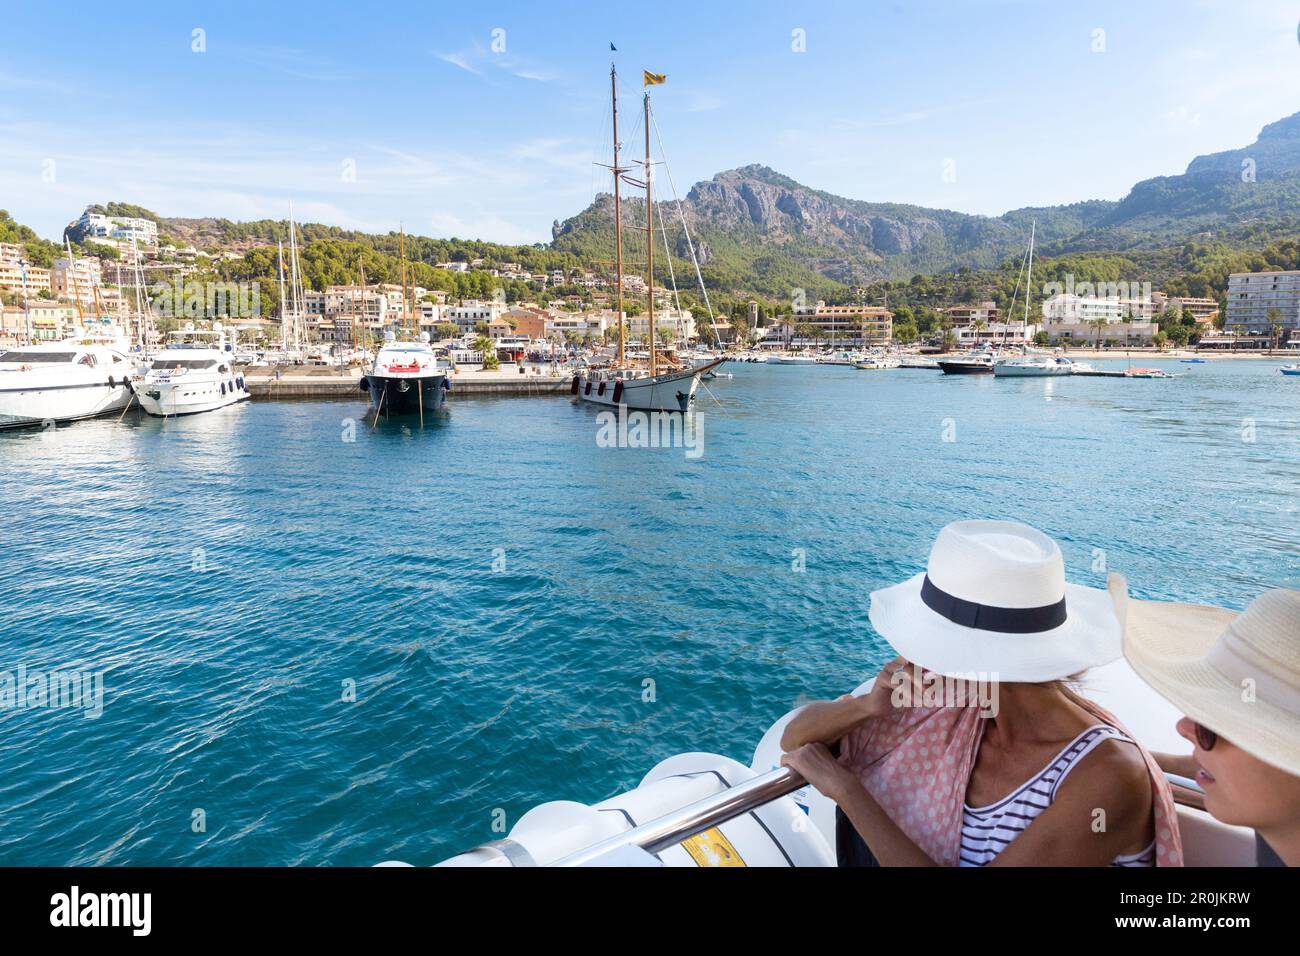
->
[[643, 70, 667, 86]]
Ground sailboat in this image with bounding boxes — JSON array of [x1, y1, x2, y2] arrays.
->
[[993, 223, 1073, 378], [573, 65, 724, 412]]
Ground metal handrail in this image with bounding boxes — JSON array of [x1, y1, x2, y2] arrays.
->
[[550, 766, 806, 867]]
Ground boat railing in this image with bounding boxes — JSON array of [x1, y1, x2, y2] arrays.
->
[[549, 766, 805, 867]]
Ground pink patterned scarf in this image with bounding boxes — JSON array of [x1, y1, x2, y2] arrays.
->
[[836, 693, 1184, 866]]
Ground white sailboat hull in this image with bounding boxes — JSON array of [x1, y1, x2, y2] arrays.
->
[[574, 361, 720, 412]]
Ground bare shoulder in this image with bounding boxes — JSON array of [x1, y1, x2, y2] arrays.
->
[[1057, 735, 1152, 811]]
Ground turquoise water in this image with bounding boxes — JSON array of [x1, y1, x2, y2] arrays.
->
[[0, 358, 1297, 865]]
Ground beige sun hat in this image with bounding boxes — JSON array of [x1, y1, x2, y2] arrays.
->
[[1124, 588, 1300, 778]]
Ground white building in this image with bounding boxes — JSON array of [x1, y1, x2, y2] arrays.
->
[[73, 209, 159, 245], [1225, 271, 1300, 338], [626, 308, 695, 344], [443, 300, 505, 333]]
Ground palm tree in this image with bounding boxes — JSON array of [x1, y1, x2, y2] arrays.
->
[[1089, 316, 1109, 352], [1267, 308, 1283, 354], [473, 334, 499, 370]]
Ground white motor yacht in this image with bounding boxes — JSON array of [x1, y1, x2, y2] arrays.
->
[[361, 332, 450, 419], [993, 354, 1077, 377], [0, 330, 137, 429], [137, 324, 250, 418]]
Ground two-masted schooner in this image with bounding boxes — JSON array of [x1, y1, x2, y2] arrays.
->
[[573, 65, 724, 412]]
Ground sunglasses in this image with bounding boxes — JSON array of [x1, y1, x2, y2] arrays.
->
[[1193, 722, 1218, 752]]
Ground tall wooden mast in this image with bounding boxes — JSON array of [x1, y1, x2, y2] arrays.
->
[[399, 223, 409, 337], [644, 92, 656, 377], [611, 63, 626, 367]]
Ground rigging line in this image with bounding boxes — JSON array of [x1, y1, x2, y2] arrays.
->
[[650, 110, 718, 338], [1002, 233, 1031, 336], [658, 201, 681, 315]]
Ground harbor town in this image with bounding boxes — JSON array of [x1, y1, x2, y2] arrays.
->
[[1, 3, 1298, 938]]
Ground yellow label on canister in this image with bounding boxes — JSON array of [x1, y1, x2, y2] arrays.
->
[[680, 827, 746, 867]]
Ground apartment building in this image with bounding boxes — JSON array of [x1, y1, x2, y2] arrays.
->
[[51, 257, 103, 304], [72, 209, 159, 245], [1225, 271, 1300, 338], [791, 301, 894, 346], [0, 260, 53, 296], [944, 301, 999, 328]]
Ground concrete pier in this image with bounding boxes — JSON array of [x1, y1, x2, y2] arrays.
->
[[245, 366, 573, 400]]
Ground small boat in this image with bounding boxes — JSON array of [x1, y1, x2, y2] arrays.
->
[[854, 356, 900, 370], [0, 327, 138, 429], [1280, 365, 1300, 376], [938, 350, 996, 375], [1123, 367, 1172, 379], [993, 355, 1074, 377], [770, 352, 819, 365], [137, 324, 251, 418], [1181, 358, 1206, 364]]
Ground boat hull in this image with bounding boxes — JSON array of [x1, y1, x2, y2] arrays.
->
[[138, 374, 250, 417], [364, 372, 448, 417], [574, 360, 721, 412], [992, 364, 1072, 377], [938, 361, 994, 375], [0, 381, 133, 430]]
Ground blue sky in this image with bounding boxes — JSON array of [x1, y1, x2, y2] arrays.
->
[[4, 0, 1300, 244]]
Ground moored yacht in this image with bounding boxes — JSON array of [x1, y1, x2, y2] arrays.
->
[[0, 331, 137, 429], [361, 332, 450, 419], [993, 353, 1076, 377], [937, 350, 996, 375], [137, 324, 250, 418], [854, 355, 900, 370], [770, 351, 819, 365]]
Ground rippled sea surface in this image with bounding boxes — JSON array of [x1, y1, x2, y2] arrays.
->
[[1, 358, 1297, 865]]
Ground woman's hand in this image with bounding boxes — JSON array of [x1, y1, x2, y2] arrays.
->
[[781, 742, 858, 803], [861, 656, 911, 718]]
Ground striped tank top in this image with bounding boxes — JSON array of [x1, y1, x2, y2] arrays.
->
[[959, 725, 1156, 867]]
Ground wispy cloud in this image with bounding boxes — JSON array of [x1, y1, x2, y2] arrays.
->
[[431, 41, 557, 84], [435, 51, 481, 75], [224, 44, 353, 83]]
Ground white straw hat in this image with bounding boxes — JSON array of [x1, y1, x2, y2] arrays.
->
[[868, 520, 1123, 682], [1125, 588, 1300, 778]]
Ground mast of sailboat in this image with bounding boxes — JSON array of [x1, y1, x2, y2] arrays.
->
[[130, 236, 145, 351], [1023, 220, 1035, 344], [358, 258, 368, 351], [399, 223, 409, 337], [644, 92, 656, 377], [611, 63, 626, 367], [64, 236, 86, 327], [277, 239, 288, 350]]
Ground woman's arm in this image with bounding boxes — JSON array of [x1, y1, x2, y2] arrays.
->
[[779, 657, 906, 751], [779, 694, 878, 751], [780, 741, 939, 866]]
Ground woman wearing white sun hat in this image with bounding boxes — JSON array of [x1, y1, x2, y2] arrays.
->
[[782, 519, 1180, 866], [1126, 588, 1300, 866]]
